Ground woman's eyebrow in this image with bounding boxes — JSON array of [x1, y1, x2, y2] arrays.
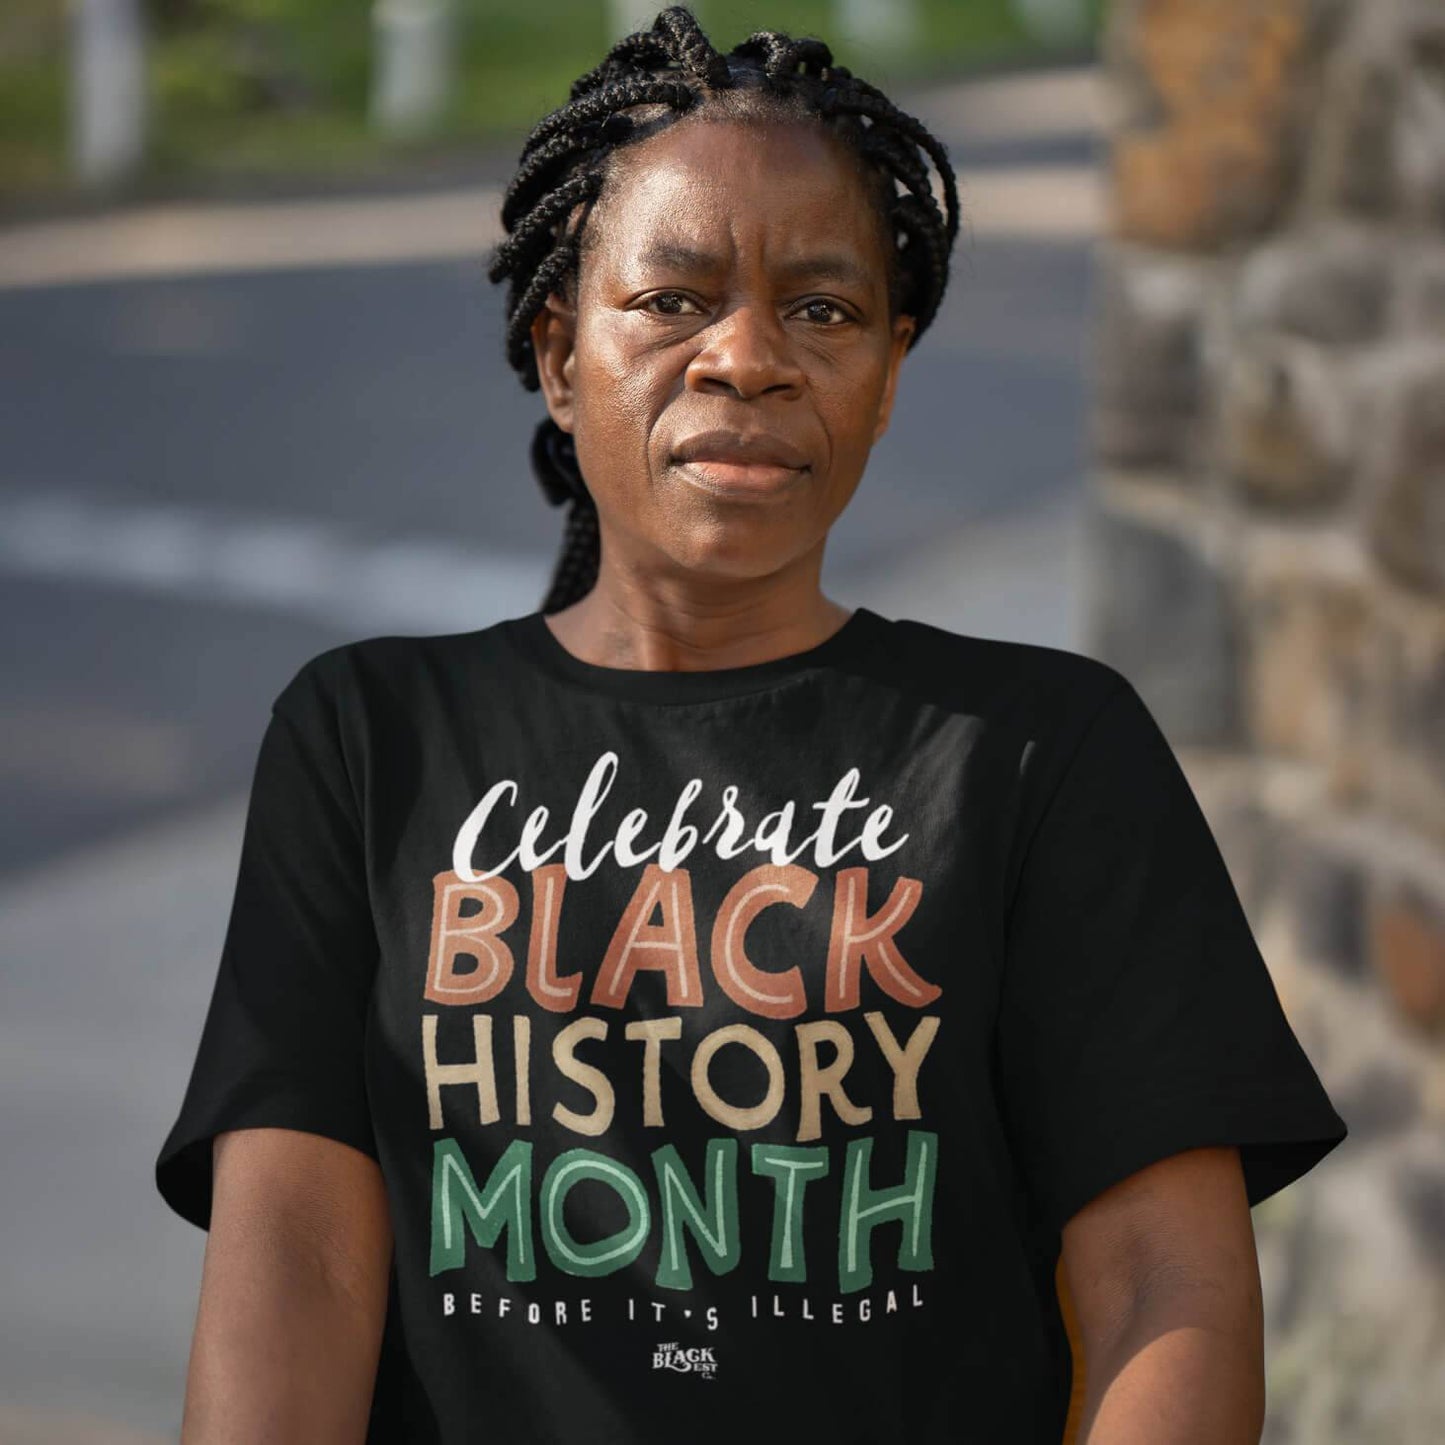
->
[[774, 254, 872, 290], [634, 242, 718, 274], [634, 243, 871, 290]]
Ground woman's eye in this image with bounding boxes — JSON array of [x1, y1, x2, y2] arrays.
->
[[799, 299, 850, 326], [645, 292, 699, 316], [640, 294, 851, 325]]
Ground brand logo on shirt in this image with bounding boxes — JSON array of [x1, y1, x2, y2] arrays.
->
[[652, 1340, 718, 1378]]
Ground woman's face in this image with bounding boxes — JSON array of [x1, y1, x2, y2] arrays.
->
[[531, 116, 916, 587]]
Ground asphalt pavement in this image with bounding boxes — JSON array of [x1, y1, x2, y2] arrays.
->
[[0, 63, 1103, 1440]]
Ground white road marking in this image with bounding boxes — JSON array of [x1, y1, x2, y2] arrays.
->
[[0, 490, 548, 630]]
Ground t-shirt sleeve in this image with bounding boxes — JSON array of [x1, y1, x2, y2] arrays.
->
[[155, 652, 381, 1231], [995, 674, 1348, 1237]]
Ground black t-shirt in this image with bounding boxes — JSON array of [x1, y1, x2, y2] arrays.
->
[[155, 605, 1347, 1443]]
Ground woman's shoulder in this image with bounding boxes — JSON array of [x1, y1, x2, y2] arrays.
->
[[269, 617, 518, 719], [862, 609, 1133, 729]]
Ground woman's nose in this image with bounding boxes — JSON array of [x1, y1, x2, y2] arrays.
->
[[686, 304, 806, 399]]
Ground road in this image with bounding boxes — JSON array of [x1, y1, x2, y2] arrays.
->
[[0, 66, 1103, 1440]]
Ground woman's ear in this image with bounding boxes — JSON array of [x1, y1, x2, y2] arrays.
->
[[531, 288, 579, 434]]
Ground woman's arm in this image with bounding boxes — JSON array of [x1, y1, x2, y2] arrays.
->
[[180, 1128, 394, 1445], [1061, 1145, 1267, 1445]]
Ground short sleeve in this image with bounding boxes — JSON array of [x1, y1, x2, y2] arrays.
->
[[155, 654, 381, 1231], [995, 676, 1348, 1236]]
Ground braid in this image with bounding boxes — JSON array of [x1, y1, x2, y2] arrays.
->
[[486, 4, 960, 615], [821, 82, 961, 248]]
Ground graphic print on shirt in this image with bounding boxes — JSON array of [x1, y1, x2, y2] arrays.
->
[[420, 745, 942, 1353]]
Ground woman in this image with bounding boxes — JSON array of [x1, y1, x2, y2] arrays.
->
[[156, 8, 1347, 1442]]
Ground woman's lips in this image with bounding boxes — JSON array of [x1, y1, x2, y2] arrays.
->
[[674, 458, 810, 497]]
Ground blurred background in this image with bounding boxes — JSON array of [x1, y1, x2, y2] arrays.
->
[[1, 1, 1442, 1441]]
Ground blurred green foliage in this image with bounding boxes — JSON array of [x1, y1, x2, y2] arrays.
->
[[0, 0, 1103, 199], [0, 0, 66, 191]]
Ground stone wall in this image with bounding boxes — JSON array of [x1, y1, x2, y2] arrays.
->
[[1087, 0, 1445, 1438]]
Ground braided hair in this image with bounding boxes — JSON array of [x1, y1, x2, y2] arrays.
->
[[486, 4, 962, 615]]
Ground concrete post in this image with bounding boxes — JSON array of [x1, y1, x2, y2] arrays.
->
[[837, 0, 920, 55], [609, 2, 663, 42], [70, 0, 147, 186], [1011, 0, 1092, 47], [371, 0, 454, 137]]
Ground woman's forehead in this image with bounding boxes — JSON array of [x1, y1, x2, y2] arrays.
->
[[586, 120, 886, 275], [610, 117, 861, 202]]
